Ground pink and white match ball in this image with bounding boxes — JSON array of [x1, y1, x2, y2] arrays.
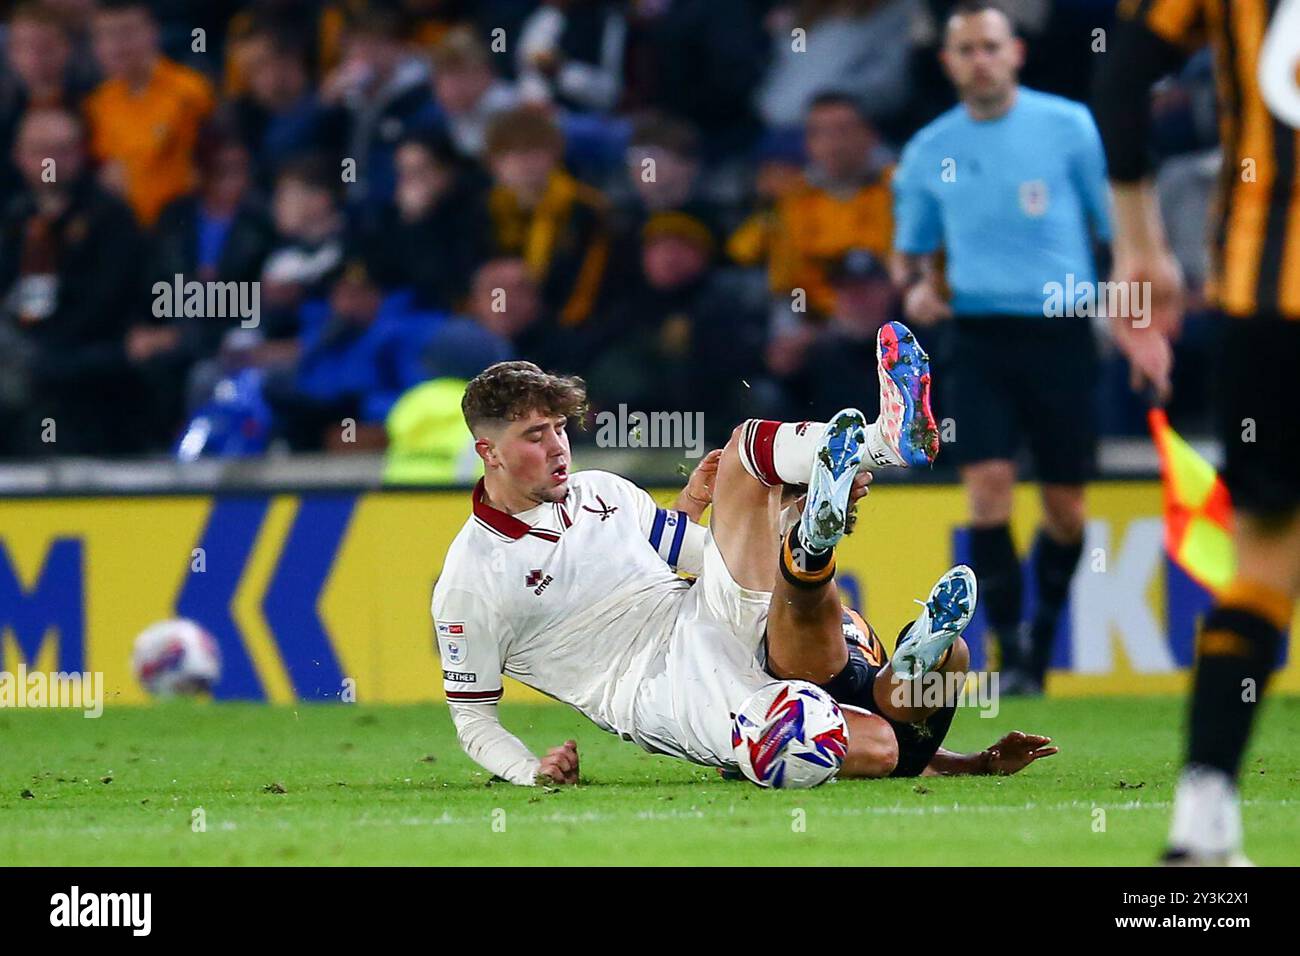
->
[[132, 619, 222, 697], [731, 680, 849, 789]]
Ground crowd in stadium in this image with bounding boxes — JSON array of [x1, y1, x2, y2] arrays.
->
[[0, 0, 1221, 464]]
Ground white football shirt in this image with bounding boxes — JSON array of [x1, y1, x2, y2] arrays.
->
[[433, 470, 708, 783]]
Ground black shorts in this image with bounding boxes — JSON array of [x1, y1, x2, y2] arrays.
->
[[941, 315, 1098, 484], [816, 609, 956, 778], [1216, 313, 1300, 515]]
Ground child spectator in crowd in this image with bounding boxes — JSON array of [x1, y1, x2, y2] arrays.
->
[[484, 104, 611, 328], [428, 26, 518, 160]]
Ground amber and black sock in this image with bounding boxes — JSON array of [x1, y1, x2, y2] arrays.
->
[[779, 524, 835, 590], [1186, 580, 1289, 778]]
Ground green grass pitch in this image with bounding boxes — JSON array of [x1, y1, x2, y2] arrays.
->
[[2, 696, 1297, 866]]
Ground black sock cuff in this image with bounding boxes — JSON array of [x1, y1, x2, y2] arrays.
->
[[1034, 529, 1084, 571], [1199, 607, 1284, 666], [780, 525, 835, 589], [969, 523, 1015, 558]]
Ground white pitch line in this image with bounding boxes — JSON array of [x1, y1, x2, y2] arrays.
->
[[4, 797, 1295, 838]]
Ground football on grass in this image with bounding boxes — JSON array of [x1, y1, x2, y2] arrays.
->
[[132, 618, 222, 697]]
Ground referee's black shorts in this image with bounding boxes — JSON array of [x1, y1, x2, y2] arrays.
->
[[1215, 311, 1300, 516], [939, 314, 1098, 484]]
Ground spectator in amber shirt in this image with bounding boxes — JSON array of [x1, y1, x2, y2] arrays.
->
[[84, 0, 216, 226]]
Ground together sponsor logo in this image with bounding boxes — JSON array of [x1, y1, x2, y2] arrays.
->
[[0, 664, 103, 718], [50, 886, 151, 936]]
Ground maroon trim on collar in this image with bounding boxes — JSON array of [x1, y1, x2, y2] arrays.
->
[[472, 479, 532, 540], [473, 479, 569, 542]]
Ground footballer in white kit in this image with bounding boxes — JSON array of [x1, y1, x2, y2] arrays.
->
[[435, 327, 1058, 787], [434, 466, 777, 780]]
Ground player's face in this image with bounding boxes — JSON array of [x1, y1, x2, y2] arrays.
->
[[941, 11, 1023, 109], [488, 412, 572, 504]]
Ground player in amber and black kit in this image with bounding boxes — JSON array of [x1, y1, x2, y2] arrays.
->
[[1094, 0, 1300, 864]]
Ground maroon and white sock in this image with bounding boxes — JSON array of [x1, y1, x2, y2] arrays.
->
[[737, 419, 826, 486]]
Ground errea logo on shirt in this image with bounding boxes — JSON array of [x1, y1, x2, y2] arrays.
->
[[525, 570, 554, 595]]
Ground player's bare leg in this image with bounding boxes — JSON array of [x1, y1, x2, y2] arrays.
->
[[712, 320, 939, 592], [708, 423, 787, 591], [764, 408, 870, 682], [758, 408, 904, 778]]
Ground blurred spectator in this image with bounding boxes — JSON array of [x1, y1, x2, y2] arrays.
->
[[364, 129, 491, 312], [585, 211, 765, 441], [0, 107, 145, 456], [756, 0, 915, 133], [85, 0, 216, 226], [229, 26, 331, 181], [383, 375, 483, 484], [260, 153, 348, 337], [611, 112, 726, 287], [782, 248, 897, 418], [381, 266, 517, 476], [428, 26, 519, 159], [623, 0, 769, 160], [262, 259, 436, 451], [0, 3, 85, 213], [318, 5, 437, 208], [621, 113, 723, 230], [484, 104, 611, 327], [465, 257, 564, 368], [516, 0, 626, 114], [33, 0, 100, 87], [133, 124, 275, 447], [730, 92, 894, 328], [0, 0, 1231, 463], [223, 0, 351, 97]]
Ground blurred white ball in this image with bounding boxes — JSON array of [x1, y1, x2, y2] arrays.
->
[[132, 619, 222, 697]]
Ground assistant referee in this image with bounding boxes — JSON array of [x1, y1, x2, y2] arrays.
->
[[1095, 0, 1300, 865], [891, 0, 1112, 695]]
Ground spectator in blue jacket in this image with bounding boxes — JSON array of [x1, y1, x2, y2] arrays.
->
[[263, 259, 440, 450]]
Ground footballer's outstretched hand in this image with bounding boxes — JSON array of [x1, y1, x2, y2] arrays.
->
[[677, 448, 722, 521], [983, 731, 1058, 775], [536, 739, 580, 785]]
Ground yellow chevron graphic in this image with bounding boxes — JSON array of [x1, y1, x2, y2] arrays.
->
[[231, 495, 298, 703]]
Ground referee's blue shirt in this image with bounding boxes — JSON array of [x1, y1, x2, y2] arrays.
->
[[893, 87, 1111, 318]]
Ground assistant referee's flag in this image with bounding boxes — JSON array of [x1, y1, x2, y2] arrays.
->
[[1148, 408, 1235, 594]]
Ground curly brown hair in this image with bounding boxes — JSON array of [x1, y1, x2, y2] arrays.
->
[[461, 361, 589, 434]]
